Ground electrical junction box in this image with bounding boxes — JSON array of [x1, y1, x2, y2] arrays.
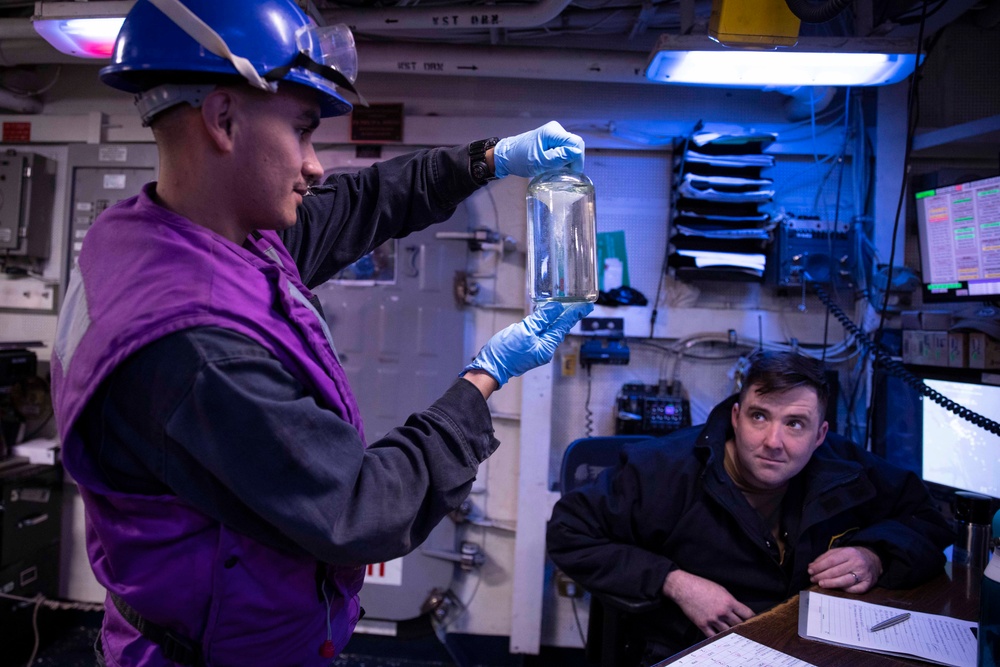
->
[[615, 383, 691, 436], [580, 338, 630, 367], [709, 0, 801, 47], [579, 317, 630, 367], [0, 151, 56, 259], [773, 217, 854, 289], [64, 144, 159, 284]]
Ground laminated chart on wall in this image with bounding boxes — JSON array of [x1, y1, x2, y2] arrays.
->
[[597, 230, 630, 291], [668, 131, 777, 282]]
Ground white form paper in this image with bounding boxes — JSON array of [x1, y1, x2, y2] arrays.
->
[[798, 591, 978, 667], [669, 633, 817, 666], [675, 250, 766, 272]]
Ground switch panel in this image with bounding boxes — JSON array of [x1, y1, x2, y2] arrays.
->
[[0, 152, 55, 258], [63, 144, 159, 291]]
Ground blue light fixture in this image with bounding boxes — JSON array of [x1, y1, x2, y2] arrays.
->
[[646, 35, 921, 88]]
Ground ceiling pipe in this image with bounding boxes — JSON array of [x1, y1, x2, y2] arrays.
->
[[784, 0, 852, 24], [328, 0, 573, 31], [0, 18, 654, 85], [774, 85, 836, 121], [0, 37, 75, 66], [0, 18, 41, 40], [878, 0, 981, 38], [0, 18, 71, 65], [355, 42, 650, 84], [345, 6, 665, 44], [0, 86, 43, 113]]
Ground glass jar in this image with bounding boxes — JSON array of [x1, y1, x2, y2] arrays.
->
[[526, 168, 598, 303]]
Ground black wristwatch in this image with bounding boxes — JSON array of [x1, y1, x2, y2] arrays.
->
[[469, 137, 499, 186]]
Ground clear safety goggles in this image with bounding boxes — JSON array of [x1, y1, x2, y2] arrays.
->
[[264, 23, 364, 102], [300, 23, 358, 85]]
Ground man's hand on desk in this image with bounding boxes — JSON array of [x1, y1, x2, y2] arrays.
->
[[807, 546, 883, 593], [661, 569, 755, 638]]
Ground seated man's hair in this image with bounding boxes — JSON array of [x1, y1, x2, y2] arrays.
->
[[740, 351, 830, 414]]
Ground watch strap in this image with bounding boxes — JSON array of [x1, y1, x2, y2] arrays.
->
[[470, 136, 500, 186]]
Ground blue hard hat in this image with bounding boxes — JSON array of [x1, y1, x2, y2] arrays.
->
[[99, 0, 357, 117]]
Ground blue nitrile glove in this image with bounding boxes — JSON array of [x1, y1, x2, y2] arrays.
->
[[464, 301, 594, 388], [493, 121, 585, 179]]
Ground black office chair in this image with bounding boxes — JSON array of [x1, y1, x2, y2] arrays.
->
[[555, 436, 662, 667]]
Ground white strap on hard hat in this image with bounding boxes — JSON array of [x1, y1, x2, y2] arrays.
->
[[147, 0, 278, 93]]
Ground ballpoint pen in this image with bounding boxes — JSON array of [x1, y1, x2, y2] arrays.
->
[[869, 612, 911, 632]]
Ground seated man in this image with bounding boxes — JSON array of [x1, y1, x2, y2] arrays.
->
[[547, 351, 952, 666]]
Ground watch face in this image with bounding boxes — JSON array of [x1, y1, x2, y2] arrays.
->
[[472, 162, 489, 182]]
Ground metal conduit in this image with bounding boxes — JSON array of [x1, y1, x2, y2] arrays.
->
[[0, 16, 654, 86], [329, 0, 573, 31], [356, 41, 650, 84]]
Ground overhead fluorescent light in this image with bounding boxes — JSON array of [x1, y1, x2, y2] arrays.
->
[[32, 1, 133, 59], [646, 34, 921, 88]]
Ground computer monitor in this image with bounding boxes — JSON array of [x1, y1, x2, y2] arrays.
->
[[921, 378, 1000, 498], [913, 174, 1000, 303], [872, 369, 1000, 500]]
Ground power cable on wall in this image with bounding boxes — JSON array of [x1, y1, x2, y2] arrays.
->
[[815, 285, 1000, 437], [654, 119, 703, 338], [584, 366, 595, 437], [866, 0, 930, 447], [569, 595, 588, 649], [822, 87, 853, 361], [0, 592, 104, 667]]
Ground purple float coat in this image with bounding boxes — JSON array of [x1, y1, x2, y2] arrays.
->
[[53, 184, 366, 666]]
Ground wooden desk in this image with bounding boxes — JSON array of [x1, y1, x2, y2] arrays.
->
[[656, 564, 981, 666]]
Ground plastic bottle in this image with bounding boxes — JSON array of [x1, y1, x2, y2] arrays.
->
[[978, 508, 1000, 667], [526, 168, 598, 303]]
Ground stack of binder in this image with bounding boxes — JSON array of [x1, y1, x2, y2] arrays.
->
[[668, 131, 777, 282]]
